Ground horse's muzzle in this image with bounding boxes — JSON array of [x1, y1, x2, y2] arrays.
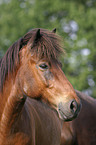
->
[[58, 99, 81, 121]]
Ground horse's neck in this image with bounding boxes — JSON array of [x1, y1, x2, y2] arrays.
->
[[75, 90, 96, 105], [0, 76, 26, 143], [0, 76, 18, 117]]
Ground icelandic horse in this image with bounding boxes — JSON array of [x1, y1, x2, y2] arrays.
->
[[61, 90, 96, 145], [0, 28, 81, 145]]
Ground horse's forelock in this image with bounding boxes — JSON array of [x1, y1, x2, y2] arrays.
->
[[27, 29, 64, 61]]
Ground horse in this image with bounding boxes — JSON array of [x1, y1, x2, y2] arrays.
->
[[0, 28, 81, 145], [61, 90, 96, 145]]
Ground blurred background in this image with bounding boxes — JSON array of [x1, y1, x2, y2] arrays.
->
[[0, 0, 96, 97]]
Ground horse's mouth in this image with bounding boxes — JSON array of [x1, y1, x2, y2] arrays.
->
[[57, 109, 78, 121]]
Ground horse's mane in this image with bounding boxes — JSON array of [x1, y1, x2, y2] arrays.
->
[[0, 28, 63, 92]]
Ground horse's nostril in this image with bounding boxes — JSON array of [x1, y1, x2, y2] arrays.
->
[[70, 100, 77, 113]]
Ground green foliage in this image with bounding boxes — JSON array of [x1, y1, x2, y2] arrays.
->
[[0, 0, 96, 97]]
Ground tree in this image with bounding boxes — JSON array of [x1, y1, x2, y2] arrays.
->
[[0, 0, 96, 97]]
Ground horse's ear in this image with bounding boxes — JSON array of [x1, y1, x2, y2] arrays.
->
[[28, 29, 41, 49], [33, 29, 41, 42], [52, 28, 56, 33]]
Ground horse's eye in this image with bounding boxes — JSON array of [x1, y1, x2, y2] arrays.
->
[[39, 63, 48, 69]]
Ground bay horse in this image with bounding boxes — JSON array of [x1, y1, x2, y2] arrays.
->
[[0, 28, 81, 145], [61, 90, 96, 145]]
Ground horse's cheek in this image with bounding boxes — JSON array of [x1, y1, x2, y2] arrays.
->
[[15, 69, 29, 94]]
